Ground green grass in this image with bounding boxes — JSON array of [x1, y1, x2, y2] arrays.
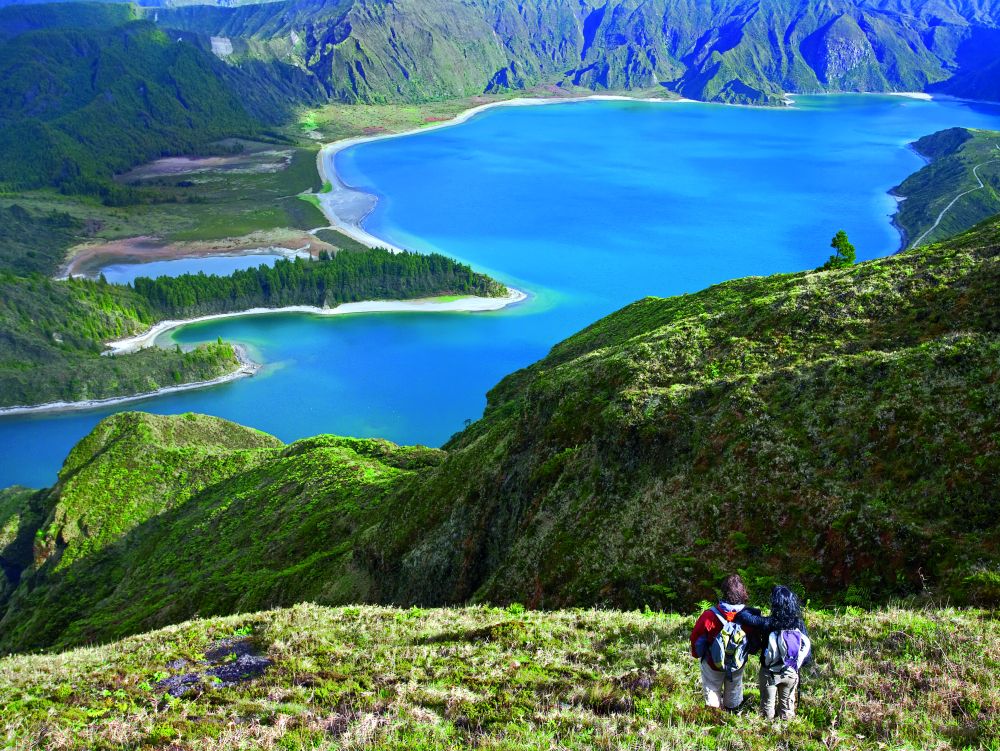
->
[[312, 229, 380, 254], [0, 142, 327, 254], [297, 94, 545, 143], [0, 603, 996, 749]]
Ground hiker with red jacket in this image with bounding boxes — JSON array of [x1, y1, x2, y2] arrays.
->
[[735, 585, 812, 720], [690, 574, 754, 711]]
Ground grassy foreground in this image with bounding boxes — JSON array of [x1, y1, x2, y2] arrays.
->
[[0, 603, 995, 750]]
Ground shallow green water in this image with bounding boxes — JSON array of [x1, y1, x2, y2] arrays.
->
[[5, 94, 1000, 488]]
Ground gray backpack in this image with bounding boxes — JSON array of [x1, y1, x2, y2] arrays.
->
[[707, 606, 749, 677], [763, 628, 811, 673]]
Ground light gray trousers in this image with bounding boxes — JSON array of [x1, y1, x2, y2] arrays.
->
[[758, 665, 799, 719]]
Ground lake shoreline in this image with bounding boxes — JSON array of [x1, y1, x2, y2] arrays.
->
[[106, 288, 527, 354], [314, 94, 694, 252], [0, 289, 526, 418], [316, 91, 956, 259], [0, 345, 261, 418]]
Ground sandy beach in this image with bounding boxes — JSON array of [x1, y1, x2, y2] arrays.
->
[[106, 287, 528, 354], [0, 345, 260, 417], [314, 94, 692, 252], [61, 230, 331, 279]]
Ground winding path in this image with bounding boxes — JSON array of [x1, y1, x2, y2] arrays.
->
[[912, 143, 1000, 247]]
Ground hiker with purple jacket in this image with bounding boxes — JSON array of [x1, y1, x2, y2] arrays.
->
[[735, 585, 812, 720]]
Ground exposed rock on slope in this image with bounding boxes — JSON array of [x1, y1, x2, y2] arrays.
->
[[156, 0, 1000, 105]]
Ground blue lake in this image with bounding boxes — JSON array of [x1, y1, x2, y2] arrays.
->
[[99, 253, 291, 285], [5, 94, 1000, 489]]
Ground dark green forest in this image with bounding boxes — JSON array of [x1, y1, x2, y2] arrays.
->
[[0, 250, 507, 407], [0, 205, 81, 275], [132, 251, 508, 318]]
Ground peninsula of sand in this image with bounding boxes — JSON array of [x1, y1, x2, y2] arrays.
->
[[0, 288, 527, 417]]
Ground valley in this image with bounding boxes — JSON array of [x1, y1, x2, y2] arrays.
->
[[3, 93, 1000, 490], [0, 2, 999, 747]]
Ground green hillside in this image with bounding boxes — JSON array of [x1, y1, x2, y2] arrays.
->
[[155, 0, 1000, 105], [0, 273, 241, 409], [893, 127, 1000, 247], [0, 7, 323, 200], [376, 216, 999, 613], [0, 20, 259, 199], [2, 214, 997, 654], [0, 603, 996, 749]]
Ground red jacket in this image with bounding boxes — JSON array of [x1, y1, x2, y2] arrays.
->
[[690, 603, 742, 658]]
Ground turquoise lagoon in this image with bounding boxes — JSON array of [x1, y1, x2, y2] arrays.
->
[[5, 94, 1000, 488]]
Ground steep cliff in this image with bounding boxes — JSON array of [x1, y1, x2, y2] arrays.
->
[[157, 0, 1000, 105]]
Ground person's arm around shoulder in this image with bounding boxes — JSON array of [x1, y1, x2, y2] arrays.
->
[[734, 606, 769, 632]]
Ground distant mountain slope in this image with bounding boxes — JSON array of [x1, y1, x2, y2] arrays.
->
[[893, 127, 1000, 246], [154, 0, 1000, 104], [0, 7, 324, 198], [0, 20, 259, 197], [2, 214, 998, 654]]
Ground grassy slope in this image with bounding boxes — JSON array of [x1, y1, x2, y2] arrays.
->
[[1, 217, 998, 656], [0, 603, 996, 750], [0, 413, 442, 651], [893, 127, 1000, 247], [363, 216, 999, 612]]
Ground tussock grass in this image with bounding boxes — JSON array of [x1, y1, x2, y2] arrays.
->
[[2, 604, 997, 750]]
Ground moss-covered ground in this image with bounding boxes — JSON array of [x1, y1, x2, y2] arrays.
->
[[1, 603, 996, 750]]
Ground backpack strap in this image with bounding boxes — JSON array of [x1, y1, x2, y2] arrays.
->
[[709, 606, 727, 625]]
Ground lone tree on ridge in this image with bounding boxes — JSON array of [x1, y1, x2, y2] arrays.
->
[[820, 230, 857, 270]]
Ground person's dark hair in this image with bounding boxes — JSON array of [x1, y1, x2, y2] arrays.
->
[[721, 574, 749, 605], [769, 585, 803, 630]]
